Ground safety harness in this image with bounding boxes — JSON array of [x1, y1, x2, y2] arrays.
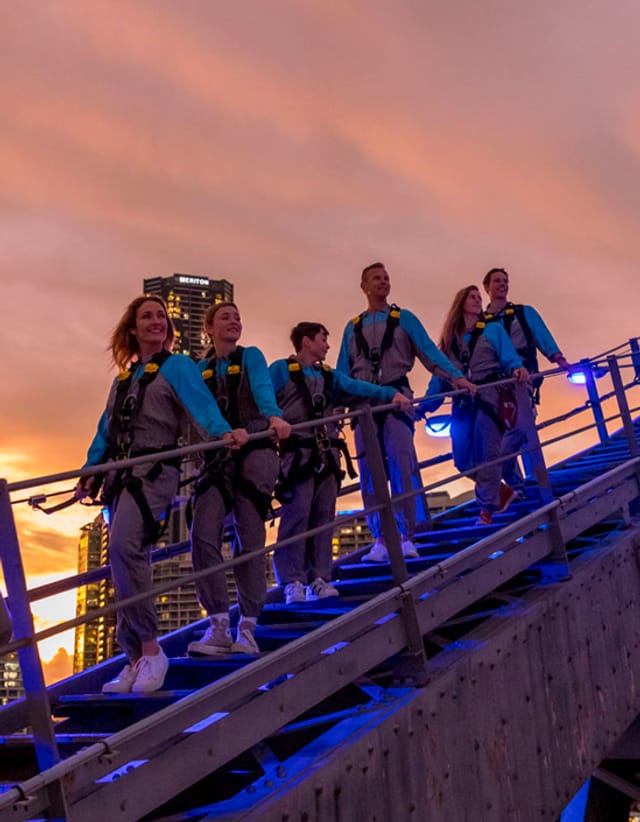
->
[[101, 349, 177, 543], [451, 321, 517, 434], [484, 302, 542, 403], [352, 304, 401, 385], [195, 346, 277, 519], [275, 359, 356, 502], [451, 321, 486, 379]]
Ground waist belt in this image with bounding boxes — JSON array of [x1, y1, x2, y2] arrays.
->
[[381, 376, 410, 391]]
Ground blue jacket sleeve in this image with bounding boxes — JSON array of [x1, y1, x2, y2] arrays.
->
[[523, 306, 562, 361], [418, 375, 448, 417], [244, 347, 284, 418], [162, 355, 232, 436], [484, 324, 523, 373], [85, 408, 111, 467], [336, 321, 355, 375], [268, 359, 289, 396], [333, 370, 395, 401], [400, 310, 463, 379]]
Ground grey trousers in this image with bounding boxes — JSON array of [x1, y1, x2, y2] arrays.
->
[[354, 412, 429, 540], [108, 464, 179, 662], [274, 472, 338, 586], [500, 383, 545, 488], [472, 403, 504, 511], [191, 482, 267, 619]]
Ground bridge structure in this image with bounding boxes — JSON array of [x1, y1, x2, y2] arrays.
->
[[1, 343, 640, 821]]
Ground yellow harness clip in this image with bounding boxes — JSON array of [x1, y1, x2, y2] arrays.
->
[[228, 364, 241, 375], [202, 368, 213, 380]]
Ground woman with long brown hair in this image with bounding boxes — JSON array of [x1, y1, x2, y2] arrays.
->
[[76, 295, 244, 693], [421, 285, 528, 524]]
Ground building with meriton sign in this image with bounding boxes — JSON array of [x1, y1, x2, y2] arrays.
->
[[143, 274, 234, 361]]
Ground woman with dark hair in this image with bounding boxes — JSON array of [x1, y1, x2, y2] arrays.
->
[[188, 302, 291, 656], [421, 285, 528, 525], [76, 295, 245, 694]]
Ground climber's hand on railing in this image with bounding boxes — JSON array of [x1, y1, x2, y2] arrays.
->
[[269, 416, 292, 441], [452, 376, 477, 396], [223, 429, 250, 449], [391, 392, 411, 412]]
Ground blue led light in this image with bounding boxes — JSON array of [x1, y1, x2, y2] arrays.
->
[[424, 414, 452, 438]]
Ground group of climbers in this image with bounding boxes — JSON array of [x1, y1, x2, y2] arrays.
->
[[75, 262, 569, 693]]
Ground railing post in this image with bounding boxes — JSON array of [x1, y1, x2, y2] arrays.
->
[[607, 355, 640, 520], [630, 337, 640, 382], [0, 479, 68, 817], [357, 409, 428, 684], [608, 355, 640, 459], [581, 357, 608, 446]]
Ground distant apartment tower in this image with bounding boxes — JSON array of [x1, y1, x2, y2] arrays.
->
[[332, 512, 373, 559], [143, 273, 234, 361], [73, 516, 115, 673], [0, 654, 23, 705], [331, 492, 455, 559]]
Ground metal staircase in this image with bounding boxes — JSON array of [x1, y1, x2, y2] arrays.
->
[[1, 347, 640, 820]]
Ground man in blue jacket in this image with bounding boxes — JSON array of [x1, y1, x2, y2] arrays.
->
[[337, 262, 474, 562], [483, 267, 571, 493]]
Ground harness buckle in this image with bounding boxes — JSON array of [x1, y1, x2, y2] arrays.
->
[[369, 347, 381, 384]]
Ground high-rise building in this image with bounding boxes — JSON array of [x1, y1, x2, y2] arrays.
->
[[0, 653, 23, 705], [331, 491, 456, 559], [73, 515, 115, 673], [143, 273, 234, 361]]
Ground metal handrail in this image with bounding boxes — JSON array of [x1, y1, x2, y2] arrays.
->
[[2, 356, 637, 653], [0, 343, 639, 820]]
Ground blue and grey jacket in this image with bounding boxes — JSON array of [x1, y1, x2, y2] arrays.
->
[[422, 323, 522, 414], [85, 353, 231, 467], [336, 306, 463, 398]]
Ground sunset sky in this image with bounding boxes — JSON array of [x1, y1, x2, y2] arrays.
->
[[2, 1, 639, 671]]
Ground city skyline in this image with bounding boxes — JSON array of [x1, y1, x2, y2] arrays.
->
[[2, 1, 640, 670]]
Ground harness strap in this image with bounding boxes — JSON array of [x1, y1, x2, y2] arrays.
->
[[124, 475, 164, 544], [286, 358, 335, 419], [202, 346, 245, 428], [107, 349, 172, 460], [452, 320, 486, 379], [484, 303, 542, 403], [352, 304, 401, 384]]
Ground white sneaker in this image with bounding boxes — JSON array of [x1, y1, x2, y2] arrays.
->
[[102, 664, 138, 694], [131, 650, 169, 693], [188, 617, 233, 655], [401, 539, 419, 559], [284, 580, 306, 605], [231, 622, 260, 655], [306, 577, 339, 601], [362, 539, 389, 563]]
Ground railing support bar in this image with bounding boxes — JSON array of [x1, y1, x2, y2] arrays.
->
[[357, 410, 428, 679], [630, 337, 640, 382], [607, 356, 640, 518], [583, 357, 609, 446], [0, 480, 69, 817]]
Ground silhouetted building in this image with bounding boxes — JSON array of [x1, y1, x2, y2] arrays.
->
[[143, 273, 234, 361]]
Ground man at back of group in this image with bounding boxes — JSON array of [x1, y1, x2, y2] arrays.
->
[[337, 262, 474, 562], [483, 267, 571, 494]]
